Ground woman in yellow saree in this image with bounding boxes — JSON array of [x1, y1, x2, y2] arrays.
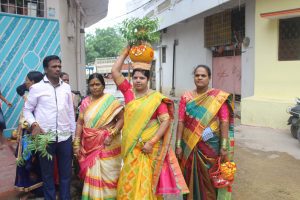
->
[[112, 47, 189, 200], [175, 65, 234, 200], [73, 73, 124, 200]]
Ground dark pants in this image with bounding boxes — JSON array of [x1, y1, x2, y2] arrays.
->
[[0, 107, 6, 130], [39, 136, 72, 200]]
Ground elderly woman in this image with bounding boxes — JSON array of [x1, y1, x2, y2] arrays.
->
[[73, 73, 124, 200], [175, 65, 234, 200], [112, 47, 188, 200]]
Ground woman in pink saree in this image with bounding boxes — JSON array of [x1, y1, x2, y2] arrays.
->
[[73, 73, 124, 200]]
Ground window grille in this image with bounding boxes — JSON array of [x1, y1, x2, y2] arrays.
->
[[204, 10, 232, 47], [0, 0, 45, 18], [279, 17, 300, 61], [204, 7, 245, 48], [162, 46, 166, 63]]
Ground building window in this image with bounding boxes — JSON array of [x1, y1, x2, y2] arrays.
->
[[204, 7, 245, 48], [279, 17, 300, 61], [162, 46, 166, 63], [0, 0, 45, 18]]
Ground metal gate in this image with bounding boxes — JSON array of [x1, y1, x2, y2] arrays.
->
[[212, 56, 241, 95], [0, 13, 61, 136]]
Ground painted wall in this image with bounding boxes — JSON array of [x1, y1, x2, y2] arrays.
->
[[241, 0, 300, 128], [241, 0, 255, 98], [46, 0, 86, 94], [160, 14, 212, 97], [136, 0, 230, 31], [153, 47, 161, 92], [0, 13, 61, 134], [159, 0, 249, 97]]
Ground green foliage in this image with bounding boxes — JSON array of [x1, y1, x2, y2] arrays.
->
[[119, 17, 160, 46], [85, 27, 126, 64], [16, 132, 54, 167]]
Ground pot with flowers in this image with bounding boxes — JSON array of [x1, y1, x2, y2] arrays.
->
[[119, 17, 160, 65]]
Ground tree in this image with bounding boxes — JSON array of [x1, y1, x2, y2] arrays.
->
[[85, 27, 125, 64]]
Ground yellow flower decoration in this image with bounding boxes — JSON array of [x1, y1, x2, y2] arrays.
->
[[220, 162, 237, 181]]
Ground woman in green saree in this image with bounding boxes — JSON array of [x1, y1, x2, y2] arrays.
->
[[176, 65, 234, 200]]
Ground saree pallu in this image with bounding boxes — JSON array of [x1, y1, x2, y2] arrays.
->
[[117, 91, 189, 200], [181, 89, 234, 200], [78, 94, 123, 200]]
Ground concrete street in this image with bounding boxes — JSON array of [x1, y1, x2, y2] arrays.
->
[[233, 125, 300, 200]]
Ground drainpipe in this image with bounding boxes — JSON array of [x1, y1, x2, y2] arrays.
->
[[158, 46, 162, 93], [170, 39, 178, 96], [74, 0, 86, 17], [75, 4, 80, 90]]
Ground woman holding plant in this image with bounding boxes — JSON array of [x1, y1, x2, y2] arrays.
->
[[15, 71, 44, 200], [73, 73, 124, 200], [113, 17, 189, 200]]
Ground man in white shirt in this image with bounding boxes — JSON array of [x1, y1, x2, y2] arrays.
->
[[23, 55, 75, 200]]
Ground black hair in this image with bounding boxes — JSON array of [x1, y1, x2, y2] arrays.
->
[[193, 65, 211, 78], [43, 55, 61, 69], [16, 71, 43, 96], [60, 72, 69, 78], [86, 73, 105, 95], [88, 73, 105, 87], [27, 71, 44, 83], [132, 68, 150, 80], [16, 83, 27, 97]]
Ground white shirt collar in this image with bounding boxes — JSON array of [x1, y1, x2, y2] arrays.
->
[[43, 75, 64, 87]]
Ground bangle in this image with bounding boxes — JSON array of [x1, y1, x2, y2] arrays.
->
[[176, 139, 182, 148], [107, 127, 119, 137], [73, 139, 80, 147], [73, 137, 81, 146], [73, 145, 80, 149], [221, 138, 228, 149]]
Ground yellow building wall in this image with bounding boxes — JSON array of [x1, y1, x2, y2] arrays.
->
[[241, 0, 300, 129]]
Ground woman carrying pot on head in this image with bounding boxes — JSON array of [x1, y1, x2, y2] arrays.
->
[[73, 73, 124, 200], [15, 71, 44, 200], [175, 65, 235, 200], [112, 47, 189, 200]]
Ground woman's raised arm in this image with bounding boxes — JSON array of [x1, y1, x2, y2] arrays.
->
[[111, 46, 130, 85]]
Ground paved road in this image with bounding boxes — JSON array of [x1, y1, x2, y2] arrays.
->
[[1, 98, 300, 200], [233, 125, 300, 200]]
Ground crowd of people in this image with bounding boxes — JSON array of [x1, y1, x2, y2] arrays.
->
[[0, 48, 234, 200]]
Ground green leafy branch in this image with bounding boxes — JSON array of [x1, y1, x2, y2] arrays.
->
[[16, 132, 54, 167], [119, 17, 160, 46]]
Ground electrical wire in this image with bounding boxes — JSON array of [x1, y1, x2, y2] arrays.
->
[[102, 0, 152, 22]]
